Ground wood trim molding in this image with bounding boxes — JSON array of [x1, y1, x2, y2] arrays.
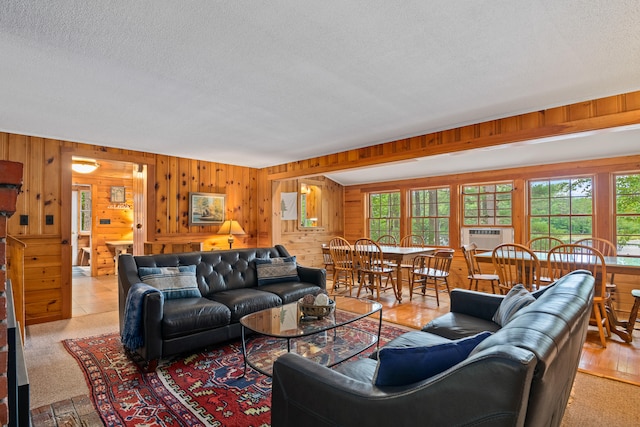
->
[[265, 91, 640, 181]]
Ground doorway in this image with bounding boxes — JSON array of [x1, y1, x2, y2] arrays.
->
[[70, 158, 146, 316]]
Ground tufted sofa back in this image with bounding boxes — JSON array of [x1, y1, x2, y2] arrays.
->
[[128, 246, 290, 297]]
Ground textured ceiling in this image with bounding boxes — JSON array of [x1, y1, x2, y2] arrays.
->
[[1, 1, 640, 183]]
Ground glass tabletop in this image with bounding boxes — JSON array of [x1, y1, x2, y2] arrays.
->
[[239, 295, 382, 338]]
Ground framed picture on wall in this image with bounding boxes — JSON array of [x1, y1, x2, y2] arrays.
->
[[189, 192, 225, 225], [110, 186, 126, 203]]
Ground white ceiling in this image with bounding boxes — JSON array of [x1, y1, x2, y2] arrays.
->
[[1, 1, 640, 185]]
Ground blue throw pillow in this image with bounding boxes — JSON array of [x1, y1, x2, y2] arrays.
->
[[255, 256, 300, 286], [492, 284, 536, 326], [372, 331, 492, 387], [138, 265, 201, 300]]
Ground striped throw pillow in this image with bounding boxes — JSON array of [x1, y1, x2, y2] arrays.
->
[[255, 256, 299, 286], [492, 284, 535, 326], [138, 265, 201, 300]]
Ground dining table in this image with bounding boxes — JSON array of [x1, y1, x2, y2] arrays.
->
[[323, 245, 436, 303], [474, 249, 640, 342], [105, 240, 134, 275]]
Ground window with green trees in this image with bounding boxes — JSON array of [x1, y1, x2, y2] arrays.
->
[[411, 187, 450, 245], [529, 177, 593, 242], [368, 191, 401, 241], [462, 183, 512, 226], [615, 174, 640, 255]]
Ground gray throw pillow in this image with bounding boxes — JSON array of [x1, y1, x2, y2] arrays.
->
[[492, 284, 535, 326]]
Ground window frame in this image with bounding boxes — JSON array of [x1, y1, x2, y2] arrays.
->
[[409, 186, 451, 246], [461, 181, 513, 227]]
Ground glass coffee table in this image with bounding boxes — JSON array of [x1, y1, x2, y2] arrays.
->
[[239, 295, 382, 377]]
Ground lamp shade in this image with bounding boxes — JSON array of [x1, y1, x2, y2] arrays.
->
[[217, 220, 246, 249], [217, 220, 246, 236]]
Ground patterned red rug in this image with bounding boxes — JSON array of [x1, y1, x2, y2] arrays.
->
[[63, 319, 410, 427]]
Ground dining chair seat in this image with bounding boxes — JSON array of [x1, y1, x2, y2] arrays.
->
[[461, 243, 498, 293]]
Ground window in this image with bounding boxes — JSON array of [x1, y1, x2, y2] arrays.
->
[[368, 191, 401, 241], [462, 183, 513, 226], [410, 187, 450, 246], [529, 177, 593, 242], [79, 189, 91, 232], [615, 174, 640, 255]]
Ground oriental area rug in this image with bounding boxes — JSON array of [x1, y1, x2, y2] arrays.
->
[[63, 319, 409, 427]]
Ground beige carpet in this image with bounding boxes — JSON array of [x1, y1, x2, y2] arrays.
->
[[25, 310, 640, 425], [24, 310, 119, 408]]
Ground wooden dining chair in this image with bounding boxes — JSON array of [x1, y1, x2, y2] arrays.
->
[[526, 236, 564, 284], [575, 237, 618, 309], [461, 243, 499, 293], [527, 236, 564, 251], [492, 243, 542, 293], [376, 234, 398, 246], [321, 245, 334, 283], [398, 234, 426, 286], [353, 238, 396, 301], [547, 244, 610, 347], [329, 237, 355, 295], [409, 249, 454, 305]]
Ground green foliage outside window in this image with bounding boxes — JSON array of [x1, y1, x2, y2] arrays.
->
[[411, 188, 450, 245], [462, 183, 512, 226], [616, 174, 640, 254], [369, 192, 401, 241], [529, 178, 592, 242]]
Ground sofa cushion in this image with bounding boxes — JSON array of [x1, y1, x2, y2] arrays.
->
[[372, 331, 492, 387], [138, 265, 202, 300], [209, 288, 283, 322], [255, 256, 300, 286], [422, 312, 500, 340], [259, 281, 323, 304], [162, 298, 231, 339], [492, 284, 536, 326]]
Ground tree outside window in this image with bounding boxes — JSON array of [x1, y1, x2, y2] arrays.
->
[[462, 183, 512, 226], [615, 174, 640, 255], [368, 191, 401, 241], [529, 177, 592, 242], [411, 187, 450, 245]]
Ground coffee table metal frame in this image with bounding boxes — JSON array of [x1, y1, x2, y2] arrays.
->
[[240, 295, 382, 377]]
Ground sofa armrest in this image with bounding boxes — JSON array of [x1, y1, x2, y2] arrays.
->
[[272, 347, 536, 427], [449, 288, 504, 321], [136, 291, 164, 363], [297, 265, 327, 291]]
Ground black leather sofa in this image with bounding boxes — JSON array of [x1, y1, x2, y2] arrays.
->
[[118, 245, 326, 370], [272, 271, 594, 427]]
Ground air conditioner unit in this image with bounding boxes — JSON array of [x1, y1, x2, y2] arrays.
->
[[461, 227, 514, 250]]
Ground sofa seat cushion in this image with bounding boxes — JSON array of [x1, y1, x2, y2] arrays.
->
[[369, 330, 451, 360], [259, 281, 323, 304], [335, 358, 378, 383], [422, 312, 500, 340], [162, 298, 231, 340], [210, 288, 283, 322]]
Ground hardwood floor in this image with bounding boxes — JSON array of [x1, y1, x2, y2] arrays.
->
[[70, 269, 640, 386]]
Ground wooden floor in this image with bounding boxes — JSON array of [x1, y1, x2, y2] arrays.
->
[[70, 268, 640, 386]]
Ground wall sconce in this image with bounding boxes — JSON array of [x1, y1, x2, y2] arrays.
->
[[72, 158, 100, 174], [217, 220, 246, 249]]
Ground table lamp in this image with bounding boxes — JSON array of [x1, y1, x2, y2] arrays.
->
[[217, 220, 246, 249]]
